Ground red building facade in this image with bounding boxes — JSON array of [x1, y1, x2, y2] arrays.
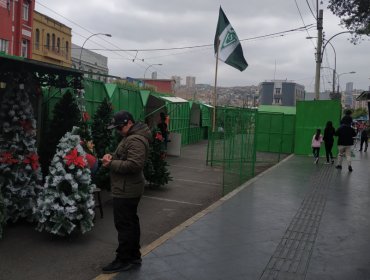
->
[[143, 79, 175, 94], [0, 0, 35, 58]]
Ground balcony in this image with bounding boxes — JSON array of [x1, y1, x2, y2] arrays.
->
[[42, 48, 67, 61]]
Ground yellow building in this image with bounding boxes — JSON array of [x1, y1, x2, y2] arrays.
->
[[32, 11, 72, 67]]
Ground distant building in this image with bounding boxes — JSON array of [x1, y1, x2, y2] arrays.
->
[[32, 11, 72, 67], [186, 76, 196, 88], [259, 80, 305, 106], [344, 82, 353, 108], [0, 0, 35, 58], [172, 76, 181, 89], [151, 71, 157, 79], [142, 79, 176, 94], [71, 43, 108, 82]]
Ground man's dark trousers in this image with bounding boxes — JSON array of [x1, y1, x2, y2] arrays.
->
[[113, 197, 141, 262]]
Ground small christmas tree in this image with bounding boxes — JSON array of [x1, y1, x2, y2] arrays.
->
[[40, 90, 80, 175], [90, 99, 113, 190], [91, 98, 113, 159], [35, 128, 95, 236], [144, 129, 172, 187], [0, 84, 42, 224]]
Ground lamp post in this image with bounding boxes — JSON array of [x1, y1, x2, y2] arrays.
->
[[144, 64, 162, 78], [337, 71, 356, 96], [79, 33, 112, 69]]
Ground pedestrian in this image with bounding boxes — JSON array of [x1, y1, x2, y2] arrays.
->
[[157, 112, 169, 150], [323, 121, 335, 164], [102, 110, 152, 273], [335, 121, 357, 172], [311, 128, 323, 164], [359, 125, 368, 152], [340, 109, 353, 126]]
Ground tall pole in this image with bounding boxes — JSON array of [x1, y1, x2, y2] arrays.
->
[[212, 39, 220, 133], [314, 9, 323, 100]]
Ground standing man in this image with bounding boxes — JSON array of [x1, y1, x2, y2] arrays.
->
[[359, 124, 369, 152], [335, 121, 357, 172], [102, 110, 152, 273]]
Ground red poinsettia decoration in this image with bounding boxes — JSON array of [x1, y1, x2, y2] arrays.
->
[[23, 153, 39, 170], [0, 152, 19, 165], [82, 111, 90, 122], [19, 119, 34, 132], [155, 132, 163, 142], [64, 148, 86, 168]]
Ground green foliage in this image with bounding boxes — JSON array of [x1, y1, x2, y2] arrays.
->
[[40, 91, 80, 175], [352, 107, 368, 118], [144, 129, 172, 187], [328, 0, 370, 42], [91, 98, 113, 159]]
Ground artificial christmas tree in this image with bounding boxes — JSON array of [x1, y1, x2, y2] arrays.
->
[[0, 84, 42, 224], [35, 128, 95, 236], [144, 129, 172, 187]]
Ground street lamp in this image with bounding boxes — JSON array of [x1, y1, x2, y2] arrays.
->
[[337, 71, 356, 96], [79, 33, 112, 69], [144, 64, 162, 78]]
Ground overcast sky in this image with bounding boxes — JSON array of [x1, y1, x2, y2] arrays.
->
[[35, 0, 370, 92]]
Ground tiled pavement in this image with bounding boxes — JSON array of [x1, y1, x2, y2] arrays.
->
[[111, 151, 370, 280]]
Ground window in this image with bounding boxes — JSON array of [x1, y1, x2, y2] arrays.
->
[[0, 39, 9, 53], [21, 39, 28, 57], [275, 88, 281, 94], [65, 41, 69, 59], [35, 29, 40, 50], [52, 34, 55, 51], [46, 33, 50, 49], [57, 37, 60, 53], [22, 3, 29, 20]]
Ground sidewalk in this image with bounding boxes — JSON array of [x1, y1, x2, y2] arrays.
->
[[106, 151, 370, 280]]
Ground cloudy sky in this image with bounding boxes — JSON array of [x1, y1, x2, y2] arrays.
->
[[35, 0, 370, 92]]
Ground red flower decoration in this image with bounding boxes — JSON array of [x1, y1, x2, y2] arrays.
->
[[23, 153, 39, 170], [155, 132, 163, 142], [0, 152, 19, 165], [82, 111, 90, 122], [19, 120, 34, 132], [64, 148, 86, 168]]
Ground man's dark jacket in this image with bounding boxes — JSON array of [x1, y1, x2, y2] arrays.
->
[[109, 122, 152, 198], [335, 125, 356, 146]]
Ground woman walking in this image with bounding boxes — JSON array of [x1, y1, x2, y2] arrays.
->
[[311, 128, 323, 164], [323, 121, 335, 164]]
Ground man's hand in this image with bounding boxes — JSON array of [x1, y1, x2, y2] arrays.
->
[[102, 154, 112, 167]]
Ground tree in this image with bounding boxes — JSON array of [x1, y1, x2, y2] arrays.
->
[[144, 129, 172, 187], [40, 90, 80, 175], [352, 107, 368, 118], [0, 84, 42, 224], [328, 0, 370, 41], [91, 98, 113, 159], [35, 128, 95, 236]]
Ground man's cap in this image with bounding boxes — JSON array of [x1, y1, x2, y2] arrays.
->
[[107, 110, 134, 129]]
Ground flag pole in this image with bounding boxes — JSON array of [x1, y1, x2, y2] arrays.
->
[[212, 38, 220, 132]]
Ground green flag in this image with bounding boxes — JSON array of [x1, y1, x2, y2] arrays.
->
[[214, 7, 248, 71]]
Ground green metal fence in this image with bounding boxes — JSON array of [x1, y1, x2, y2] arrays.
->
[[295, 100, 341, 156], [207, 107, 257, 195]]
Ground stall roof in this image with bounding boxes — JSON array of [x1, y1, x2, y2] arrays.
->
[[356, 91, 370, 101], [159, 96, 188, 103], [258, 105, 296, 115], [0, 52, 81, 77]]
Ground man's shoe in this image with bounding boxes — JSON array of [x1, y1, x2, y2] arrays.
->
[[131, 258, 142, 265], [335, 165, 342, 170], [102, 258, 134, 274], [348, 166, 353, 172]]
